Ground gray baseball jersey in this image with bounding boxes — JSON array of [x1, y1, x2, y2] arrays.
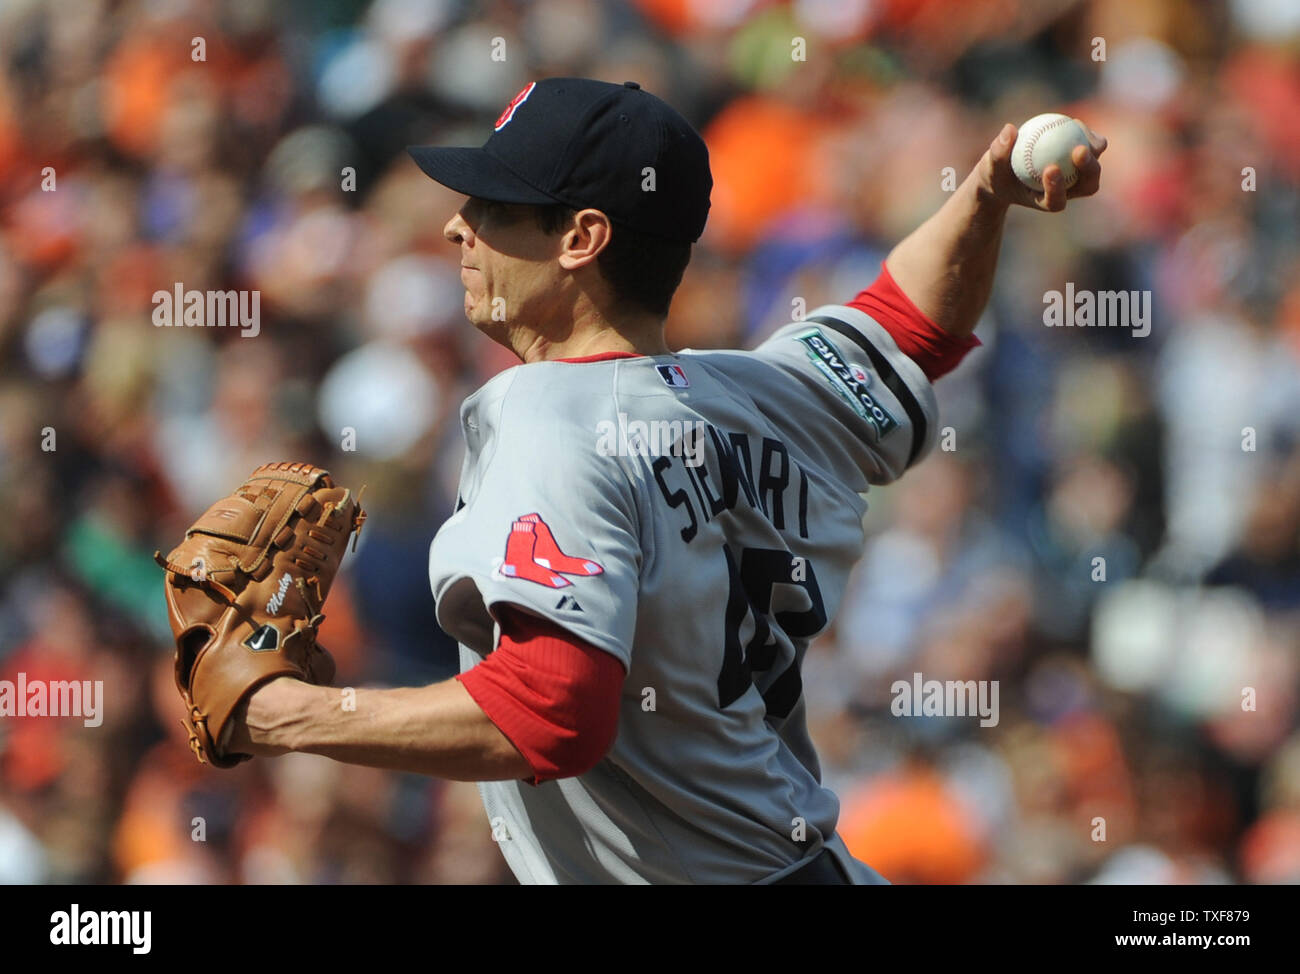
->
[[428, 303, 940, 884]]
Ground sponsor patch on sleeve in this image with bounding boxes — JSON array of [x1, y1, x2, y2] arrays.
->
[[795, 329, 899, 438]]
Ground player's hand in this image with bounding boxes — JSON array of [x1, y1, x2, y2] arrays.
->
[[976, 120, 1107, 213]]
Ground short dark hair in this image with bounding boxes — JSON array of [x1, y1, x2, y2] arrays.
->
[[534, 204, 691, 318]]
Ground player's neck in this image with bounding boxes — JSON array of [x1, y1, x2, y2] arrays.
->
[[513, 307, 669, 363]]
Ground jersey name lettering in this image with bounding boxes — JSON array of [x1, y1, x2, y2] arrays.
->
[[652, 425, 810, 543]]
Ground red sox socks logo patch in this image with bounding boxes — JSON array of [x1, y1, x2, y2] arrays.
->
[[501, 513, 604, 588]]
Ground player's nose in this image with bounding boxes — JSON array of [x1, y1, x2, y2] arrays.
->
[[444, 210, 472, 246]]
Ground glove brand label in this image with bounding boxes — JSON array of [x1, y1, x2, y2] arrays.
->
[[243, 624, 280, 652], [266, 572, 293, 615]]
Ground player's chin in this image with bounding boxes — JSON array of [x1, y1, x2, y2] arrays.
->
[[463, 299, 500, 337], [463, 291, 487, 325]]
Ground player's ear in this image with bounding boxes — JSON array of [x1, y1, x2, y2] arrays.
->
[[558, 209, 612, 271]]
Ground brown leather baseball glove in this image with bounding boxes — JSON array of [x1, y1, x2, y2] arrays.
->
[[155, 462, 366, 768]]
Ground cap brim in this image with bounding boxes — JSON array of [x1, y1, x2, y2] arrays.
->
[[406, 146, 560, 205]]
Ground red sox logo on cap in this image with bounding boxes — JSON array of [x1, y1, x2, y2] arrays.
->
[[494, 82, 536, 131], [409, 78, 712, 243]]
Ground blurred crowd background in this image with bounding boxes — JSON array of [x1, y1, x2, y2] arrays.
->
[[1, 0, 1299, 885]]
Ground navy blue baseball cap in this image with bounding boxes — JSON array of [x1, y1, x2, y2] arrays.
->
[[408, 78, 712, 243]]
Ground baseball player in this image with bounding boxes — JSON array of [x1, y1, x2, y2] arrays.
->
[[225, 78, 1104, 883]]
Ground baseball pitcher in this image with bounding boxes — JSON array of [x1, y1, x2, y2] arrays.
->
[[179, 78, 1104, 884]]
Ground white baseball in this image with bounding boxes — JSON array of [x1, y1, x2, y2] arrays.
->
[[1011, 113, 1089, 192]]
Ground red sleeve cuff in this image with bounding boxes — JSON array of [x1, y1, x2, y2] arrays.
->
[[844, 262, 981, 381], [456, 606, 624, 785]]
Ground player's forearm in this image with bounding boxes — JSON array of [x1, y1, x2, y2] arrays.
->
[[884, 166, 1010, 341], [241, 676, 533, 781]]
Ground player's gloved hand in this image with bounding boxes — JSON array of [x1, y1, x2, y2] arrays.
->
[[976, 120, 1107, 213], [155, 461, 365, 768]]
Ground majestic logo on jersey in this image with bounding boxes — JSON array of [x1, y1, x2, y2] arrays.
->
[[656, 364, 690, 388], [494, 82, 536, 131], [500, 513, 604, 589], [795, 329, 899, 438]]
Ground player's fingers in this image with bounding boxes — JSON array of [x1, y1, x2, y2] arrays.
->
[[1068, 143, 1102, 197], [1039, 165, 1068, 211], [989, 123, 1017, 164], [1076, 120, 1108, 157]]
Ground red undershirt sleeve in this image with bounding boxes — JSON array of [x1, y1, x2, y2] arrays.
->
[[845, 261, 981, 381], [455, 605, 625, 785]]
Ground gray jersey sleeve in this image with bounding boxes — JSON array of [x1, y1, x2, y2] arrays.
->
[[428, 371, 639, 668], [752, 303, 941, 485]]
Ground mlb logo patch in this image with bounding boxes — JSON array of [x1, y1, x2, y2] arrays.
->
[[656, 364, 689, 389]]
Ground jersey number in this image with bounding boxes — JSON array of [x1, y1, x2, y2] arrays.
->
[[717, 545, 827, 719]]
